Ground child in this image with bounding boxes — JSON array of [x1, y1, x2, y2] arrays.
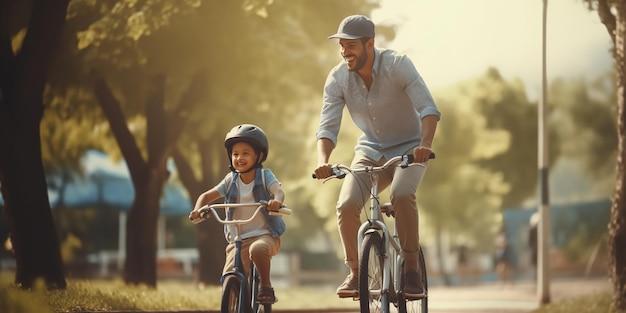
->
[[189, 124, 286, 304]]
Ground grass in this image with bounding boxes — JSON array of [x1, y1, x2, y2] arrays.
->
[[0, 271, 354, 312], [531, 292, 619, 313], [0, 271, 620, 312], [1, 277, 221, 312]]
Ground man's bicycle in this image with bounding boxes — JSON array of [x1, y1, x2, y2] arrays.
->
[[316, 154, 432, 313], [191, 201, 291, 313]]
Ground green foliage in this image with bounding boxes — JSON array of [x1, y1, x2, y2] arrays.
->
[[414, 68, 540, 252], [41, 89, 108, 175], [550, 74, 616, 179], [455, 67, 558, 208]]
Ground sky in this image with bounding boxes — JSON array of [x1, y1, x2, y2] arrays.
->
[[372, 0, 613, 100]]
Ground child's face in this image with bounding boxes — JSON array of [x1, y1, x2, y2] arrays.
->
[[231, 142, 258, 172]]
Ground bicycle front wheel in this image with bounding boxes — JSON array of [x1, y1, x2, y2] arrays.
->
[[221, 276, 246, 313], [255, 303, 271, 313], [359, 231, 390, 313], [398, 246, 428, 313]]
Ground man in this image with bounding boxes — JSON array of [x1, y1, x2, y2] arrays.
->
[[312, 14, 441, 299]]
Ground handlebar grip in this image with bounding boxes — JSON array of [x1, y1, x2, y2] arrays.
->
[[269, 207, 292, 216], [405, 152, 436, 163], [191, 218, 205, 225]]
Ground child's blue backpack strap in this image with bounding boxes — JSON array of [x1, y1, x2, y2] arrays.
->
[[223, 169, 286, 238]]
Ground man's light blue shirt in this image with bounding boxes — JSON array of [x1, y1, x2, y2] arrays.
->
[[316, 47, 441, 161]]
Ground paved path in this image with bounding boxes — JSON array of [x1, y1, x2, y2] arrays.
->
[[427, 277, 610, 312], [272, 276, 611, 313]]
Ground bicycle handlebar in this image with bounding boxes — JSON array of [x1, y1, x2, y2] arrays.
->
[[312, 152, 435, 180], [190, 200, 292, 225]]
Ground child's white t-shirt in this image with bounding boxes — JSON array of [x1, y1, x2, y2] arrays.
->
[[227, 177, 271, 240]]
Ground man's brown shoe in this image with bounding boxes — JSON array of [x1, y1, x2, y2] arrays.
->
[[336, 274, 358, 298], [404, 269, 425, 299]]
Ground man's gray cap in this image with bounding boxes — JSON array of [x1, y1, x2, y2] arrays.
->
[[328, 15, 375, 39]]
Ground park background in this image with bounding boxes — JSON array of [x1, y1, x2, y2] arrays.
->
[[0, 0, 615, 289]]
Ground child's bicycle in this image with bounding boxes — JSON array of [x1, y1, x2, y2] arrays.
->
[[190, 201, 291, 313], [315, 154, 432, 313]]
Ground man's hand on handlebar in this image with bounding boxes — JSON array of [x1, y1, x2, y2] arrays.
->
[[413, 146, 433, 163], [313, 163, 333, 180]]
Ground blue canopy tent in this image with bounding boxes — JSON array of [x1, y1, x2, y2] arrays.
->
[[46, 150, 191, 215], [0, 150, 194, 275]]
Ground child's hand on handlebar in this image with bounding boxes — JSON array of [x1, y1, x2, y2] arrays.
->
[[189, 210, 200, 220], [267, 199, 283, 212]]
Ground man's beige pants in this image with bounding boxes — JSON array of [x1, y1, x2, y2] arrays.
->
[[336, 153, 427, 272]]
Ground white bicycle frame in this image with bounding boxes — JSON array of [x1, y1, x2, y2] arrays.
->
[[322, 155, 426, 299]]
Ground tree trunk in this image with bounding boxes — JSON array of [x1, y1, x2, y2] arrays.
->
[[609, 3, 626, 311], [94, 72, 205, 286], [123, 170, 167, 286], [94, 77, 166, 287], [195, 218, 226, 285], [172, 144, 226, 286], [0, 110, 66, 289], [0, 0, 70, 289]]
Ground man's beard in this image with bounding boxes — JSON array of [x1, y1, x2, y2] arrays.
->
[[347, 46, 367, 71]]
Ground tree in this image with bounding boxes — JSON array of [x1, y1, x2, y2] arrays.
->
[[93, 71, 207, 286], [172, 141, 228, 285], [551, 74, 616, 180], [0, 0, 70, 289], [584, 1, 626, 310], [417, 69, 539, 283], [466, 68, 560, 208], [46, 0, 378, 287]]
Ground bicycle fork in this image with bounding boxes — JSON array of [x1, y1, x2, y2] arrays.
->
[[358, 219, 393, 294], [221, 239, 249, 311]]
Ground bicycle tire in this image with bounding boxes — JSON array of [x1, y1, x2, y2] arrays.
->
[[397, 246, 428, 313], [221, 275, 248, 313], [251, 268, 272, 313], [359, 231, 390, 313], [255, 303, 271, 313]]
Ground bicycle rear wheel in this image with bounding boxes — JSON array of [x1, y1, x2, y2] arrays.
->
[[359, 231, 390, 313], [221, 275, 248, 313], [397, 246, 428, 313]]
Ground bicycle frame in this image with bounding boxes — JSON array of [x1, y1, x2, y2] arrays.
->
[[192, 202, 291, 313], [355, 170, 395, 297], [321, 154, 430, 312]]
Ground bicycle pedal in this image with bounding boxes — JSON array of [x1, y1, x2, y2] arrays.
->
[[404, 293, 427, 300]]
